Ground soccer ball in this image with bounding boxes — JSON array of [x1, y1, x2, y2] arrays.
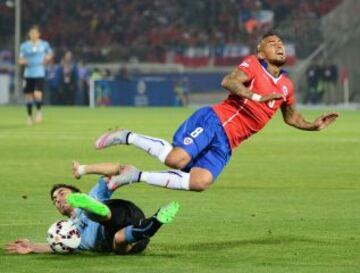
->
[[46, 220, 81, 253]]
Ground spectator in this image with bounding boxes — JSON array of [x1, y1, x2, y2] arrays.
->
[[174, 77, 190, 106], [45, 58, 61, 105], [58, 51, 78, 105], [102, 69, 114, 80], [304, 61, 324, 104], [115, 65, 132, 82], [322, 61, 338, 105], [76, 59, 90, 105]]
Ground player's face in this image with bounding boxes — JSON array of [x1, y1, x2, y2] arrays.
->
[[52, 188, 74, 216], [259, 36, 287, 66], [29, 29, 40, 41]]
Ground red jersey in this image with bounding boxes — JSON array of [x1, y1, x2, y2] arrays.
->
[[212, 55, 295, 149]]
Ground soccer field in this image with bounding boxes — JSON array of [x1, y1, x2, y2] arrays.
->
[[0, 106, 359, 273]]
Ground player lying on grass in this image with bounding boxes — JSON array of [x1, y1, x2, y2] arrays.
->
[[5, 162, 179, 255], [94, 31, 339, 192]]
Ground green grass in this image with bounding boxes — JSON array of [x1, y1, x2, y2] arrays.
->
[[0, 106, 359, 273]]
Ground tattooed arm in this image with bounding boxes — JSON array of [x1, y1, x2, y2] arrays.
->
[[221, 68, 284, 102]]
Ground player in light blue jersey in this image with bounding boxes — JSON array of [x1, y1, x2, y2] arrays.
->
[[19, 25, 53, 125], [5, 162, 179, 255]]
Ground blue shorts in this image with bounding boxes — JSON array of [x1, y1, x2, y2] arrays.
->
[[172, 106, 231, 180]]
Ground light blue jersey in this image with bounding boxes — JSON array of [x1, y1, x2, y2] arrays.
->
[[20, 39, 52, 78], [72, 178, 113, 251]]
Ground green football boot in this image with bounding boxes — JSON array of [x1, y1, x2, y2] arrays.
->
[[155, 201, 180, 224], [67, 193, 110, 217]]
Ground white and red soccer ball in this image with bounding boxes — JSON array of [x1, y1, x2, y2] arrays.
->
[[47, 220, 81, 253]]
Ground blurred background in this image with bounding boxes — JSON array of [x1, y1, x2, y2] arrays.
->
[[0, 0, 359, 107]]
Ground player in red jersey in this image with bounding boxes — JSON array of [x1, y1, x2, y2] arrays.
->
[[90, 32, 339, 192]]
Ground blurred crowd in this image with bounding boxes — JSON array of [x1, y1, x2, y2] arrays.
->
[[0, 0, 342, 62]]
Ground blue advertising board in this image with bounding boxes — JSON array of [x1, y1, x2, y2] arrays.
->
[[94, 76, 178, 106]]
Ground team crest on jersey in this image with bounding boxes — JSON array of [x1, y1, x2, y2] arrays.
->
[[282, 85, 288, 97], [183, 137, 193, 145], [239, 61, 249, 68]]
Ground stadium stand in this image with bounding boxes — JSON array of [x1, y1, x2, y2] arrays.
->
[[0, 0, 343, 65], [1, 0, 352, 106]]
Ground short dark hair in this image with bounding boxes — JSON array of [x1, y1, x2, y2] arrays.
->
[[257, 31, 282, 52], [50, 184, 81, 201], [29, 25, 40, 32], [261, 31, 281, 40]]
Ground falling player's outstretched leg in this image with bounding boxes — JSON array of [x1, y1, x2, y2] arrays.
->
[[108, 164, 215, 192], [95, 129, 196, 171], [95, 129, 175, 164], [94, 107, 232, 192], [72, 160, 195, 191]]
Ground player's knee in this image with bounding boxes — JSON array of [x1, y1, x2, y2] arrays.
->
[[165, 157, 185, 169], [189, 175, 213, 192], [34, 91, 42, 100], [164, 149, 190, 169]]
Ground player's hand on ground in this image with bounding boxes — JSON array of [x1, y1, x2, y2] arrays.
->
[[313, 112, 339, 130], [72, 160, 81, 179], [5, 239, 34, 254], [259, 93, 285, 103]]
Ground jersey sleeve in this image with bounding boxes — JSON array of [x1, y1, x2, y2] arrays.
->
[[88, 177, 113, 202], [237, 55, 257, 81], [284, 80, 296, 106]]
